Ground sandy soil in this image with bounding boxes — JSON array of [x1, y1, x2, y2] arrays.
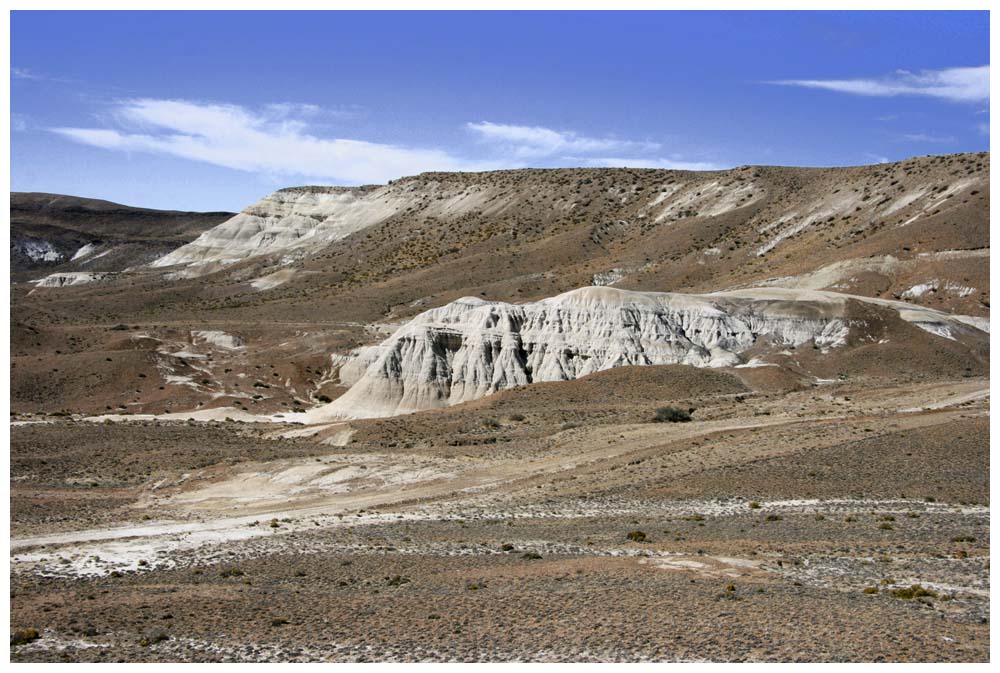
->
[[10, 375, 989, 662]]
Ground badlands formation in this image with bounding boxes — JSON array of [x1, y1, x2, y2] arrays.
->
[[311, 285, 984, 420], [10, 153, 990, 662]]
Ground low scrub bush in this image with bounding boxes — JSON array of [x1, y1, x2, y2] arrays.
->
[[652, 406, 693, 423]]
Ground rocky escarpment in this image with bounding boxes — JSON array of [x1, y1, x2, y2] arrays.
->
[[307, 286, 987, 421], [151, 186, 405, 274], [149, 154, 989, 298]]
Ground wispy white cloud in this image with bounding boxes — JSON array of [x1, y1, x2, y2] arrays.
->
[[466, 121, 718, 170], [864, 152, 890, 164], [768, 65, 989, 103], [893, 132, 956, 144], [53, 99, 498, 184], [52, 100, 721, 182], [12, 67, 41, 80], [467, 121, 661, 158], [11, 66, 79, 84], [577, 156, 723, 171], [12, 113, 30, 132], [978, 122, 990, 136]]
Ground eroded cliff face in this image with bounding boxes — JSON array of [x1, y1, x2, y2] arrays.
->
[[150, 186, 400, 272], [149, 177, 537, 275], [308, 286, 985, 421]]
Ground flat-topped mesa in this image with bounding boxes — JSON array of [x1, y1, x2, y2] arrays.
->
[[305, 286, 985, 422]]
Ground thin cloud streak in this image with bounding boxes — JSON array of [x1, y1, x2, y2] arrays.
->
[[467, 121, 661, 158], [578, 156, 724, 171], [52, 100, 721, 183], [53, 99, 501, 184], [893, 133, 956, 144], [767, 65, 989, 103]]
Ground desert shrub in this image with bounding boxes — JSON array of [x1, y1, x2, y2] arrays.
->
[[219, 566, 244, 578], [891, 584, 938, 600], [387, 575, 410, 587], [748, 501, 761, 509], [138, 629, 169, 647], [652, 406, 692, 423], [11, 628, 40, 646], [626, 530, 647, 542], [521, 552, 543, 560], [863, 587, 879, 595], [270, 618, 289, 627]]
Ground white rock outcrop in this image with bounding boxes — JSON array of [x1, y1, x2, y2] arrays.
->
[[150, 181, 514, 275], [18, 239, 64, 263], [191, 330, 245, 350], [305, 286, 984, 422], [151, 186, 407, 273], [30, 272, 110, 288]]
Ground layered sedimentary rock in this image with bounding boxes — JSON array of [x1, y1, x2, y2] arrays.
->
[[308, 286, 985, 421], [151, 186, 401, 272], [30, 272, 111, 288]]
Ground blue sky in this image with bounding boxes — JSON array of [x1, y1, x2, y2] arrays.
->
[[11, 10, 990, 212]]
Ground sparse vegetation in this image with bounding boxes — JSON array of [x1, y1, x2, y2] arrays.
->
[[10, 628, 40, 646], [652, 406, 693, 423], [890, 584, 939, 601]]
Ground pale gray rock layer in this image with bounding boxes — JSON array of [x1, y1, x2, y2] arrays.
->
[[307, 286, 984, 422]]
